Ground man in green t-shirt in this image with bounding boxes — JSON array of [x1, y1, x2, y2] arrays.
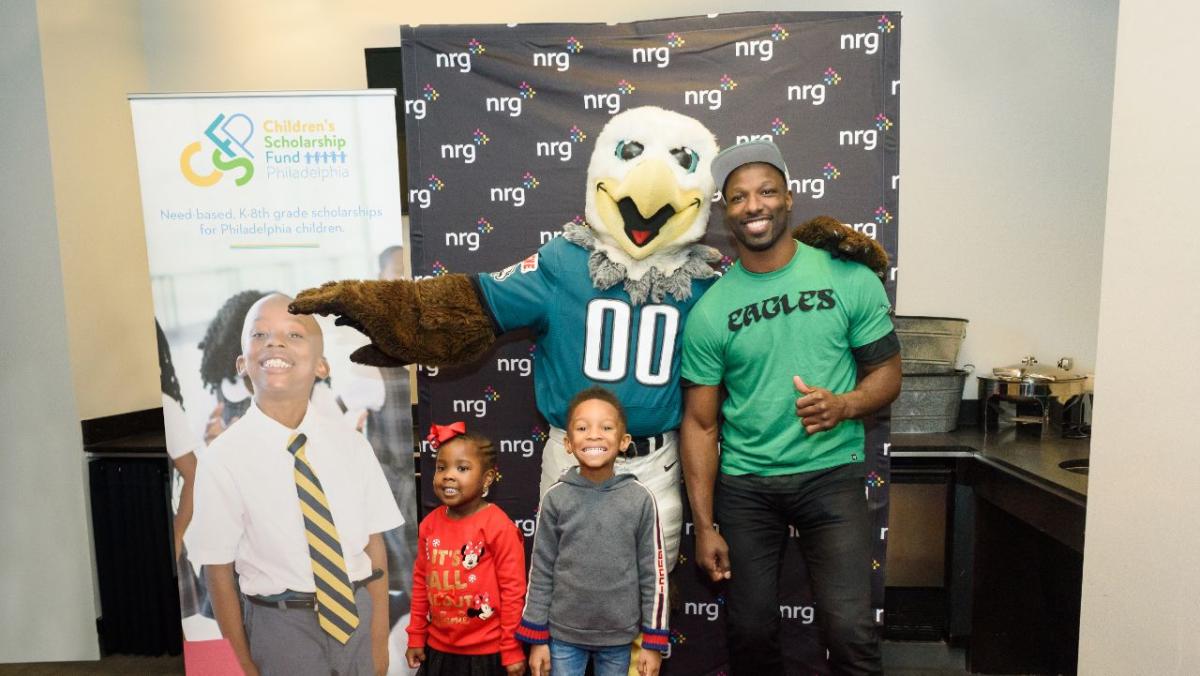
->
[[679, 139, 901, 676]]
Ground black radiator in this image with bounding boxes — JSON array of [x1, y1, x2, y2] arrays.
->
[[88, 455, 182, 655]]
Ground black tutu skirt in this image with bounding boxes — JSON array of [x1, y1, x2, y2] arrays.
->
[[418, 646, 508, 676]]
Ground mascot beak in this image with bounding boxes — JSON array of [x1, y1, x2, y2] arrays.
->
[[594, 159, 704, 260]]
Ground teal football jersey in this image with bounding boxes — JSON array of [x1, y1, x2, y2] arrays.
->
[[475, 236, 714, 437]]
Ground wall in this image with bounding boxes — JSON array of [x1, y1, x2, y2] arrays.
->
[[887, 1, 1115, 391], [38, 0, 157, 420], [0, 0, 101, 663], [41, 0, 1118, 420], [1079, 0, 1200, 671]]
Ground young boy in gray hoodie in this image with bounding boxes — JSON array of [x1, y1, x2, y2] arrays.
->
[[516, 386, 669, 676]]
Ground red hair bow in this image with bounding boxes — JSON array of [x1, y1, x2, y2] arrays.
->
[[427, 422, 466, 449]]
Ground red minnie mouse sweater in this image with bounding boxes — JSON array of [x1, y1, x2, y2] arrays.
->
[[407, 503, 527, 666]]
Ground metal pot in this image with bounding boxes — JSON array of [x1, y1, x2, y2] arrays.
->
[[983, 355, 1088, 402], [979, 356, 1092, 437]]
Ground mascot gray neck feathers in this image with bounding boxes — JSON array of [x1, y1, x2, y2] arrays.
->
[[563, 223, 719, 305]]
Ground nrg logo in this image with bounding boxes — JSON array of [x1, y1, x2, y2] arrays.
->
[[489, 172, 539, 208], [535, 125, 586, 163], [512, 518, 536, 538], [533, 36, 580, 72], [405, 84, 439, 121], [631, 32, 683, 69], [444, 217, 495, 252], [180, 113, 254, 187], [435, 38, 484, 73], [684, 75, 736, 112], [408, 174, 445, 210], [452, 385, 499, 418]]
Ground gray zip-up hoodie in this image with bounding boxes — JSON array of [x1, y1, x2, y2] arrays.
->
[[515, 468, 670, 652]]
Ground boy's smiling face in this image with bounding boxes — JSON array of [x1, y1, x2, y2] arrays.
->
[[236, 294, 328, 405], [564, 398, 631, 480]]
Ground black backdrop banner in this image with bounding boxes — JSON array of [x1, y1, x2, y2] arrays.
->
[[400, 11, 899, 674]]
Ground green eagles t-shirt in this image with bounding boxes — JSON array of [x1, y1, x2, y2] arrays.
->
[[680, 242, 893, 476]]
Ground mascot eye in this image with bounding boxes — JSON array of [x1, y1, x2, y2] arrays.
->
[[671, 147, 700, 173], [615, 140, 644, 161]]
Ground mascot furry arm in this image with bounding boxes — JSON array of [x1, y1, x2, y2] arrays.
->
[[291, 110, 887, 370]]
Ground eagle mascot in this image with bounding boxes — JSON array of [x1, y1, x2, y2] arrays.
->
[[291, 106, 886, 570]]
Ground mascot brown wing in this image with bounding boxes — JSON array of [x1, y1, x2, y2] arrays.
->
[[794, 215, 890, 278], [289, 274, 494, 367]]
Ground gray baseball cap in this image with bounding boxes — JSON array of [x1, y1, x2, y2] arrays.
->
[[711, 139, 790, 198]]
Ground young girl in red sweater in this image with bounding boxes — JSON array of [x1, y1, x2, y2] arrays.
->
[[406, 423, 528, 676]]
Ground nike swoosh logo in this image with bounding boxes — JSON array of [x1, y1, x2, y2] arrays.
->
[[664, 460, 679, 472]]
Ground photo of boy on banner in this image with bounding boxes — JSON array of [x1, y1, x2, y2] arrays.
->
[[160, 283, 419, 675], [186, 293, 400, 675]]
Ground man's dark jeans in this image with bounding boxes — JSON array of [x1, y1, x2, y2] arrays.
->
[[715, 463, 881, 676]]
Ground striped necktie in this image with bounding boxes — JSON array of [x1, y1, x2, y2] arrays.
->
[[288, 433, 359, 643]]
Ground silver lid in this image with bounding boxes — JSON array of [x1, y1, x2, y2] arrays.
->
[[991, 355, 1086, 383]]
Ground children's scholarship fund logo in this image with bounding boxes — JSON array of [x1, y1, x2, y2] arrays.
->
[[260, 117, 350, 182], [409, 174, 445, 210], [583, 80, 635, 115], [685, 75, 735, 111], [435, 38, 484, 73], [180, 112, 255, 187], [633, 32, 683, 69], [405, 84, 439, 120], [536, 124, 586, 163]]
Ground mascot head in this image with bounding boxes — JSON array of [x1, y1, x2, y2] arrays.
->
[[584, 107, 718, 268]]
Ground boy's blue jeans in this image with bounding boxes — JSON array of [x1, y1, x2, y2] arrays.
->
[[549, 639, 631, 676]]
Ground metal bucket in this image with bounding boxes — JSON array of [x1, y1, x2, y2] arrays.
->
[[894, 316, 968, 374], [892, 369, 970, 433]]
